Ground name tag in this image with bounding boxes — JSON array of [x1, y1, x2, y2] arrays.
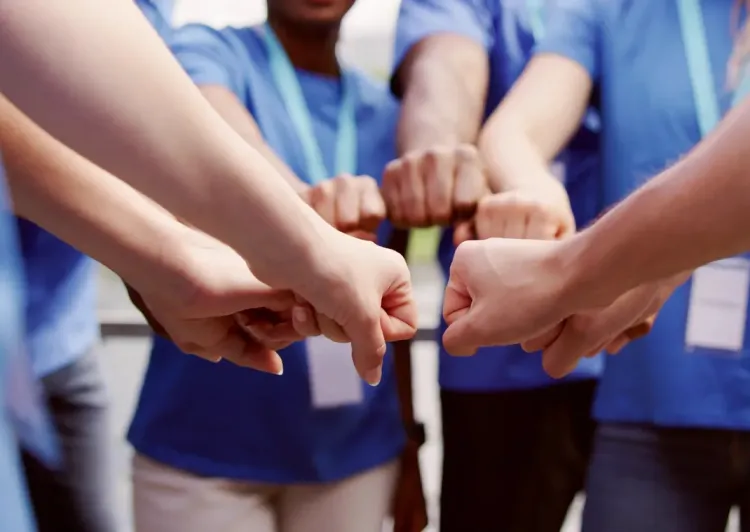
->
[[550, 161, 566, 184], [685, 258, 750, 352], [306, 336, 364, 409]]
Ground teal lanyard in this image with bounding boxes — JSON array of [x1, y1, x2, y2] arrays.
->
[[527, 0, 546, 41], [677, 0, 747, 137], [263, 23, 357, 184]]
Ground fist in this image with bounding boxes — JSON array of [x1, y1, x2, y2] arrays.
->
[[463, 180, 575, 244], [305, 174, 386, 237], [382, 145, 489, 228]]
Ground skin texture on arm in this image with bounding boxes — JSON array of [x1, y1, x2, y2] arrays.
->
[[0, 0, 333, 278], [478, 54, 593, 192], [0, 0, 418, 384], [384, 34, 490, 232], [394, 34, 489, 152], [0, 95, 303, 373], [198, 85, 309, 196], [560, 95, 750, 310]]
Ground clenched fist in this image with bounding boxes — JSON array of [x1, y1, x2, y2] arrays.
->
[[460, 177, 575, 244], [382, 145, 489, 228], [303, 174, 386, 238]]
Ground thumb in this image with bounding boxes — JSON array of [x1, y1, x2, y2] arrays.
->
[[208, 279, 297, 316], [346, 308, 387, 386], [441, 306, 480, 356]]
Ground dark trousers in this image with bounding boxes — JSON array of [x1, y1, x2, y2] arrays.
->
[[583, 422, 750, 532], [21, 349, 118, 532], [440, 380, 597, 532]]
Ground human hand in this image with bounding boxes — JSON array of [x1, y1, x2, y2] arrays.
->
[[454, 176, 575, 245], [301, 174, 386, 240], [382, 145, 489, 231], [442, 238, 571, 355], [264, 231, 418, 385], [125, 229, 310, 374], [521, 272, 690, 378]]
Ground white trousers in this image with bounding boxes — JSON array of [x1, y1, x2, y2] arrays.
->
[[131, 453, 399, 532]]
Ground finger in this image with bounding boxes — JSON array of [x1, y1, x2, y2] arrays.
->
[[400, 154, 428, 227], [310, 180, 336, 225], [521, 323, 564, 353], [359, 177, 387, 233], [291, 305, 321, 337], [452, 220, 475, 246], [195, 321, 284, 375], [452, 145, 487, 221], [380, 279, 418, 342], [604, 334, 631, 355], [525, 210, 558, 241], [346, 309, 387, 386], [422, 147, 453, 225], [383, 160, 405, 226], [347, 229, 378, 241], [333, 175, 360, 232], [441, 311, 479, 357], [502, 208, 526, 239], [316, 313, 350, 343]]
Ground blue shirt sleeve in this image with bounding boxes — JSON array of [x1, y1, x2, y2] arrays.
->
[[534, 0, 601, 81], [392, 0, 494, 77], [169, 24, 248, 98]]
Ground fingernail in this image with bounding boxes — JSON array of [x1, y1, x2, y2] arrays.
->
[[276, 366, 284, 376], [364, 367, 382, 386], [293, 307, 307, 323]]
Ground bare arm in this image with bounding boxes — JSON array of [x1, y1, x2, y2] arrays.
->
[[561, 97, 750, 309], [0, 94, 209, 299], [0, 0, 333, 283], [198, 85, 309, 196], [394, 34, 489, 154], [478, 55, 593, 192]]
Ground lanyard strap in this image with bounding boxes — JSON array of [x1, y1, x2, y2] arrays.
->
[[526, 0, 546, 42], [677, 0, 723, 136], [263, 23, 357, 184]]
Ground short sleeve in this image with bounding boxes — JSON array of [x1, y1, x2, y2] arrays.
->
[[392, 0, 494, 83], [169, 24, 248, 98], [135, 0, 173, 41], [534, 0, 602, 81]]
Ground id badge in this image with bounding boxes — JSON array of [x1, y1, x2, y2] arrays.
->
[[685, 258, 750, 353], [306, 336, 364, 409]]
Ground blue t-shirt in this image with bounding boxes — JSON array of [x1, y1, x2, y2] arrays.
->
[[16, 219, 98, 379], [393, 0, 603, 391], [135, 0, 174, 39], [539, 0, 750, 429], [0, 169, 37, 532], [128, 24, 405, 483]]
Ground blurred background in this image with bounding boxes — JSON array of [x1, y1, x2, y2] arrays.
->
[[95, 1, 737, 531]]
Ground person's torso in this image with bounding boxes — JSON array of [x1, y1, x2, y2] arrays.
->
[[590, 0, 750, 429], [15, 218, 98, 378], [129, 25, 404, 483], [0, 168, 40, 532], [437, 0, 603, 392]]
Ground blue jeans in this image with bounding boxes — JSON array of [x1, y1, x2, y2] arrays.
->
[[583, 422, 750, 532]]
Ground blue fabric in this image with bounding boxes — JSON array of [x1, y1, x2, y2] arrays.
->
[[393, 0, 603, 391], [16, 219, 98, 379], [582, 423, 750, 532], [128, 24, 405, 484], [135, 0, 174, 39], [0, 168, 38, 532], [539, 0, 750, 429]]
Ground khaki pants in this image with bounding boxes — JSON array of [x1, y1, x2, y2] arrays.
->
[[132, 454, 399, 532]]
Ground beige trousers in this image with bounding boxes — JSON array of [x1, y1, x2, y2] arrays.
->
[[131, 454, 399, 532]]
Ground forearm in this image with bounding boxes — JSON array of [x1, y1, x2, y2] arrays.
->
[[1, 97, 197, 297], [199, 86, 310, 196], [0, 0, 331, 279], [396, 35, 488, 154], [562, 99, 750, 308]]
